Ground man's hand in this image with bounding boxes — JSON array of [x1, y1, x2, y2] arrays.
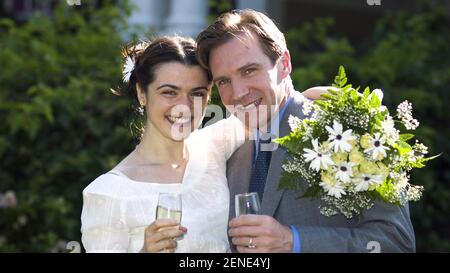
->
[[228, 215, 293, 253]]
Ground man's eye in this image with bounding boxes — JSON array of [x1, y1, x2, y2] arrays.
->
[[217, 79, 230, 87], [244, 68, 255, 75]]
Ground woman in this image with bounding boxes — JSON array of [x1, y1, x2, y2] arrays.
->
[[81, 36, 322, 253]]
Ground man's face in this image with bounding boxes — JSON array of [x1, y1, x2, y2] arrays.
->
[[209, 32, 289, 131]]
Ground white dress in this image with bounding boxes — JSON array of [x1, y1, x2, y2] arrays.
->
[[81, 116, 245, 253]]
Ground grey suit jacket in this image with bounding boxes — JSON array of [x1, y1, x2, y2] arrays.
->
[[226, 91, 416, 252]]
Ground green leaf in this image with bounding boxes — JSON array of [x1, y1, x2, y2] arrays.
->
[[399, 133, 414, 141], [363, 87, 370, 98], [334, 65, 348, 88], [370, 91, 381, 108], [396, 140, 412, 155], [278, 171, 299, 191], [301, 185, 322, 199]]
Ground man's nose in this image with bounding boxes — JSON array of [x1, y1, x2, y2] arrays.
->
[[231, 80, 249, 101]]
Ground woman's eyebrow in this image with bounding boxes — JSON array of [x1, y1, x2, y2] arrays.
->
[[156, 84, 181, 90]]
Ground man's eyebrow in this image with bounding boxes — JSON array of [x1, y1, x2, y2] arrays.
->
[[212, 63, 261, 83], [156, 84, 181, 90], [237, 63, 260, 73], [212, 76, 228, 83]]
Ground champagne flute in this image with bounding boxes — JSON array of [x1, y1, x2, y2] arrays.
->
[[156, 193, 182, 222], [235, 192, 261, 217]]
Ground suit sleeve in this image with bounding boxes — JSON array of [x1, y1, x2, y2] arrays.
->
[[296, 201, 416, 253]]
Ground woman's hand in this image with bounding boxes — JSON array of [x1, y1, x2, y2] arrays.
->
[[302, 86, 335, 100], [141, 219, 187, 253]]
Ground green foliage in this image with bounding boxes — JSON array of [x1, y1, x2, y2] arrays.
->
[[0, 1, 135, 252], [287, 3, 450, 251]]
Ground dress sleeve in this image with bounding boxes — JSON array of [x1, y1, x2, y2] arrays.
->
[[81, 189, 129, 253], [199, 116, 246, 160]]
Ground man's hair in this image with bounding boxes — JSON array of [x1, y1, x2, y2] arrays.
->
[[196, 9, 287, 70]]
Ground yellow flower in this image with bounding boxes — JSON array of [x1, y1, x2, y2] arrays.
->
[[321, 172, 335, 185], [321, 140, 331, 151], [376, 162, 390, 179], [348, 138, 358, 148], [359, 160, 379, 174], [374, 151, 386, 161], [332, 152, 348, 164], [349, 149, 365, 165], [360, 134, 372, 149]]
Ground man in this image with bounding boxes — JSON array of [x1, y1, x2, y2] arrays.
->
[[196, 9, 415, 252]]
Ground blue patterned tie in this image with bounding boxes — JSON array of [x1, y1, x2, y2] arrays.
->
[[249, 137, 272, 201]]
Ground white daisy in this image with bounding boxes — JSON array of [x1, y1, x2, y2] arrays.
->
[[326, 120, 356, 153], [364, 133, 390, 160], [303, 139, 334, 171], [334, 161, 356, 183], [320, 179, 346, 199], [122, 56, 135, 83], [353, 174, 384, 192]]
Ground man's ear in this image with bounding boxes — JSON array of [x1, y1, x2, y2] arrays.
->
[[136, 84, 146, 106], [279, 50, 292, 79]]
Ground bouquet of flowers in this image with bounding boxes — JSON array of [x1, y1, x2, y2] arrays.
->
[[275, 66, 438, 219]]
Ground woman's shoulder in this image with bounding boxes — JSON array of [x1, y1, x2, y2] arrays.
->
[[82, 171, 128, 199], [189, 116, 244, 142]]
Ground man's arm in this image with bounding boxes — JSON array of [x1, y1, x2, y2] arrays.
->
[[297, 202, 416, 253]]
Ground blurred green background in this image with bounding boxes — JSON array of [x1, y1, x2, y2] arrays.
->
[[0, 0, 448, 252]]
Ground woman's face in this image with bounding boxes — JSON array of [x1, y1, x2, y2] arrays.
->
[[138, 62, 211, 141]]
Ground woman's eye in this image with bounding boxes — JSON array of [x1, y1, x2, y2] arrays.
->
[[191, 92, 206, 97], [162, 90, 177, 96]]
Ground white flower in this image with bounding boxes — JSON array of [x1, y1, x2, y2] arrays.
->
[[364, 133, 389, 160], [325, 120, 356, 153], [381, 115, 399, 146], [303, 139, 334, 171], [334, 161, 356, 183], [288, 115, 302, 132], [320, 178, 346, 199], [353, 174, 383, 192], [396, 100, 419, 130], [301, 99, 313, 116], [122, 56, 135, 83]]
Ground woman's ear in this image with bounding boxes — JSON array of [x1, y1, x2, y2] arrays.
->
[[136, 84, 146, 106]]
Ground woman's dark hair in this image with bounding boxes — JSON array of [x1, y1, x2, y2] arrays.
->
[[116, 36, 211, 106]]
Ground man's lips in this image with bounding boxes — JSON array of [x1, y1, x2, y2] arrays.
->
[[235, 98, 263, 111]]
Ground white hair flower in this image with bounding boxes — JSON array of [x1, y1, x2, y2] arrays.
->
[[122, 56, 135, 83]]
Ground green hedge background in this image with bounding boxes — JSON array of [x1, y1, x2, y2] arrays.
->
[[0, 0, 448, 252]]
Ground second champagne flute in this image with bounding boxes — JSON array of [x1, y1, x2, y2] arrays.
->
[[235, 192, 261, 217]]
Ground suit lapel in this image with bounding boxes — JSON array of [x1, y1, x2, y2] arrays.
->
[[227, 140, 254, 219], [262, 92, 307, 216]]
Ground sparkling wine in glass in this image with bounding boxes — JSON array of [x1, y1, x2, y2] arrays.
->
[[156, 193, 182, 222], [235, 192, 261, 217]]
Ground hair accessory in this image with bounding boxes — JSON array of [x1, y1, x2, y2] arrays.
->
[[122, 56, 135, 83]]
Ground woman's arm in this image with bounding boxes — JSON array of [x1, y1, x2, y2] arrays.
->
[[302, 86, 334, 100]]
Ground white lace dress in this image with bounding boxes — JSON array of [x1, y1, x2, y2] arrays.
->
[[81, 117, 245, 253]]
